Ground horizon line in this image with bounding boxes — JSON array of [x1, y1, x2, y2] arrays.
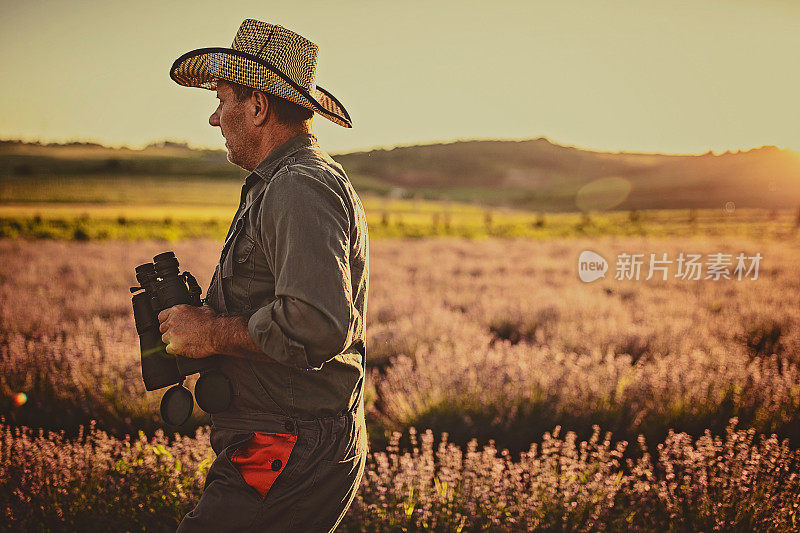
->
[[1, 134, 797, 158]]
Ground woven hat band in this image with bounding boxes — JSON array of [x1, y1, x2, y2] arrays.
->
[[206, 51, 314, 110]]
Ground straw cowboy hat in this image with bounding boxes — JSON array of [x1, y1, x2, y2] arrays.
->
[[170, 19, 352, 128]]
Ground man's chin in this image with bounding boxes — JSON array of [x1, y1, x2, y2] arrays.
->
[[225, 149, 249, 171]]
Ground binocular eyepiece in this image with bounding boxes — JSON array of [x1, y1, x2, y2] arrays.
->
[[130, 251, 231, 425]]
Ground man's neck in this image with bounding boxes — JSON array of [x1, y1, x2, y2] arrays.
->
[[245, 126, 312, 171]]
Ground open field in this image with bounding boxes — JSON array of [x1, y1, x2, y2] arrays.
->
[[2, 201, 799, 241], [3, 236, 799, 445], [1, 236, 799, 529], [4, 140, 800, 241], [3, 143, 800, 529]]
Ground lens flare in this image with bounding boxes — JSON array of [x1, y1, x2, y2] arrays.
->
[[575, 176, 632, 212], [12, 392, 28, 407]]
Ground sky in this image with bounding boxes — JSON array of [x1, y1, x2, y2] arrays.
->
[[2, 0, 799, 155]]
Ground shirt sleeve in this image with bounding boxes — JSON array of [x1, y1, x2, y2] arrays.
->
[[247, 167, 354, 371]]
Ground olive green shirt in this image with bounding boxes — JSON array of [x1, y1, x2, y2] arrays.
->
[[207, 133, 369, 421]]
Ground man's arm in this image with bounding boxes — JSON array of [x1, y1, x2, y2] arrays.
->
[[157, 300, 344, 364], [157, 304, 271, 360], [158, 167, 354, 367], [213, 314, 269, 359], [246, 167, 355, 370], [204, 309, 342, 366]]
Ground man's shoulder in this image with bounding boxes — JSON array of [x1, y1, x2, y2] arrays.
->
[[260, 155, 350, 216], [288, 145, 346, 180], [267, 145, 351, 198]]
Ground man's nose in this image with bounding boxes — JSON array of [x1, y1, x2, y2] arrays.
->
[[209, 109, 220, 127]]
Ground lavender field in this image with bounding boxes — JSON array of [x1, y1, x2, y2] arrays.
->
[[2, 236, 800, 530]]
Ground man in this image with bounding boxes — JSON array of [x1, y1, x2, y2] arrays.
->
[[158, 19, 369, 532]]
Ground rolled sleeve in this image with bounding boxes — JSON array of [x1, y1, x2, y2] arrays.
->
[[247, 168, 354, 370]]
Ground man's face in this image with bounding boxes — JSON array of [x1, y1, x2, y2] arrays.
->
[[209, 80, 253, 169]]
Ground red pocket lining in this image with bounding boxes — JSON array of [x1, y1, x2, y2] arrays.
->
[[230, 432, 298, 498]]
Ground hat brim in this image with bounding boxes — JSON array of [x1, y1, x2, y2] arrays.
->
[[170, 47, 352, 128]]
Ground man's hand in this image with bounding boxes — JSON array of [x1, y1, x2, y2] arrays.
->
[[158, 304, 219, 358]]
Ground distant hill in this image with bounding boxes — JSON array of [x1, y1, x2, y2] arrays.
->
[[2, 138, 799, 212], [0, 139, 245, 180], [335, 138, 800, 211]]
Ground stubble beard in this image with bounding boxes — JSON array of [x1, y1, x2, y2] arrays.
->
[[224, 138, 246, 170]]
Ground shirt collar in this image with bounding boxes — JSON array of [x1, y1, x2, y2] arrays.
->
[[251, 132, 319, 182]]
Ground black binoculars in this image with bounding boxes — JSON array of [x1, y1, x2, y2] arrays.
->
[[130, 251, 231, 425]]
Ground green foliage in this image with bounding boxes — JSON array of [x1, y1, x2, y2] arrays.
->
[[1, 205, 798, 241], [0, 215, 230, 241]]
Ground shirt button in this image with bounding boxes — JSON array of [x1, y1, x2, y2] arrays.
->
[[271, 459, 283, 471], [284, 419, 295, 432]]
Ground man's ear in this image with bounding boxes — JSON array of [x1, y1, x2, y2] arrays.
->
[[252, 90, 270, 127]]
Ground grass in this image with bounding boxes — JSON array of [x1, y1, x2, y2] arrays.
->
[[1, 201, 799, 241], [3, 160, 800, 241]]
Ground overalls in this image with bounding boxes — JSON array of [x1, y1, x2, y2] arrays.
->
[[177, 136, 368, 532]]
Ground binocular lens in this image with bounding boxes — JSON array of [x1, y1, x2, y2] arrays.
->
[[160, 384, 194, 426], [195, 371, 233, 414], [153, 251, 180, 279], [135, 263, 157, 286]]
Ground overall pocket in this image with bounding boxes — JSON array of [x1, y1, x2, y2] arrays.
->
[[228, 432, 298, 500], [220, 229, 257, 311], [222, 229, 255, 278], [233, 232, 255, 265]]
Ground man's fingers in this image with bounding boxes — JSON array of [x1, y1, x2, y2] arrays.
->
[[165, 343, 176, 355], [157, 308, 171, 323], [162, 332, 170, 345], [159, 320, 169, 333]]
